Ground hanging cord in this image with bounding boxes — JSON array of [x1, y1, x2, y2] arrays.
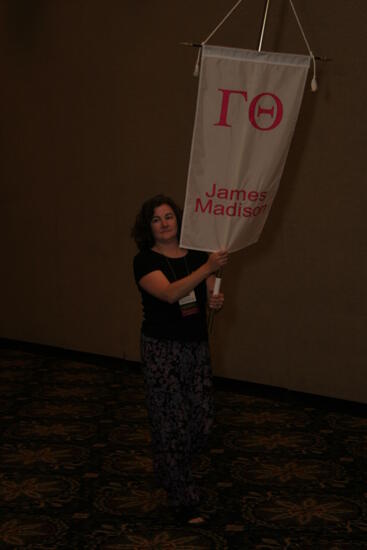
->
[[288, 0, 318, 91], [193, 0, 318, 91], [194, 0, 245, 76]]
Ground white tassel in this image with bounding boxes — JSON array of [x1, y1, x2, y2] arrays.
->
[[310, 51, 318, 92], [193, 47, 202, 78]]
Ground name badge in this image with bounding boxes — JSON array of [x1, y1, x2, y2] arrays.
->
[[179, 290, 199, 317]]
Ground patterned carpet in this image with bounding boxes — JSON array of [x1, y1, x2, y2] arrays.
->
[[0, 344, 366, 549]]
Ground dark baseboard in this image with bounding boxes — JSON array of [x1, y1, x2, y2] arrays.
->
[[0, 337, 136, 369], [1, 337, 366, 415]]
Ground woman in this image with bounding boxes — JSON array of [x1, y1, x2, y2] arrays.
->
[[132, 194, 228, 524]]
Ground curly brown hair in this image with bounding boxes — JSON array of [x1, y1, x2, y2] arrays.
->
[[131, 195, 183, 250]]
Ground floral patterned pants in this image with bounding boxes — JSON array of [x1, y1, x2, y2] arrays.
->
[[141, 334, 214, 507]]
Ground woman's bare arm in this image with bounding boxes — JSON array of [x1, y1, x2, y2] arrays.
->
[[139, 251, 228, 304]]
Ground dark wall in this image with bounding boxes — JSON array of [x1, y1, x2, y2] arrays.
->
[[1, 1, 366, 402]]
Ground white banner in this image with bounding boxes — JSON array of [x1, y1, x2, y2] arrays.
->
[[180, 45, 310, 253]]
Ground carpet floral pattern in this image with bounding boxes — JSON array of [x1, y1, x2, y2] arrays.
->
[[0, 347, 366, 549]]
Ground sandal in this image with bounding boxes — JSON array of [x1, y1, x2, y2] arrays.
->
[[174, 505, 206, 525]]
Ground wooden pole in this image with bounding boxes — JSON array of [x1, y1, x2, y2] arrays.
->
[[179, 43, 331, 62]]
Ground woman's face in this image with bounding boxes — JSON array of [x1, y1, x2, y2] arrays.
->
[[150, 203, 178, 245]]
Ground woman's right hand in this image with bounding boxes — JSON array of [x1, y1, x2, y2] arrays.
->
[[207, 250, 229, 273]]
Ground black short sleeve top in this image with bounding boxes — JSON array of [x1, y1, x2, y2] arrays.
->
[[133, 249, 209, 341]]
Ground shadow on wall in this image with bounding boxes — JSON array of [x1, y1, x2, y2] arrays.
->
[[4, 0, 47, 49], [212, 77, 319, 376]]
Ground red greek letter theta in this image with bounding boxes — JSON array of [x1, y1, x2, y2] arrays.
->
[[249, 93, 283, 131]]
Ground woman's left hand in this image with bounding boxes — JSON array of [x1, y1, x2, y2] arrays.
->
[[208, 291, 224, 310]]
